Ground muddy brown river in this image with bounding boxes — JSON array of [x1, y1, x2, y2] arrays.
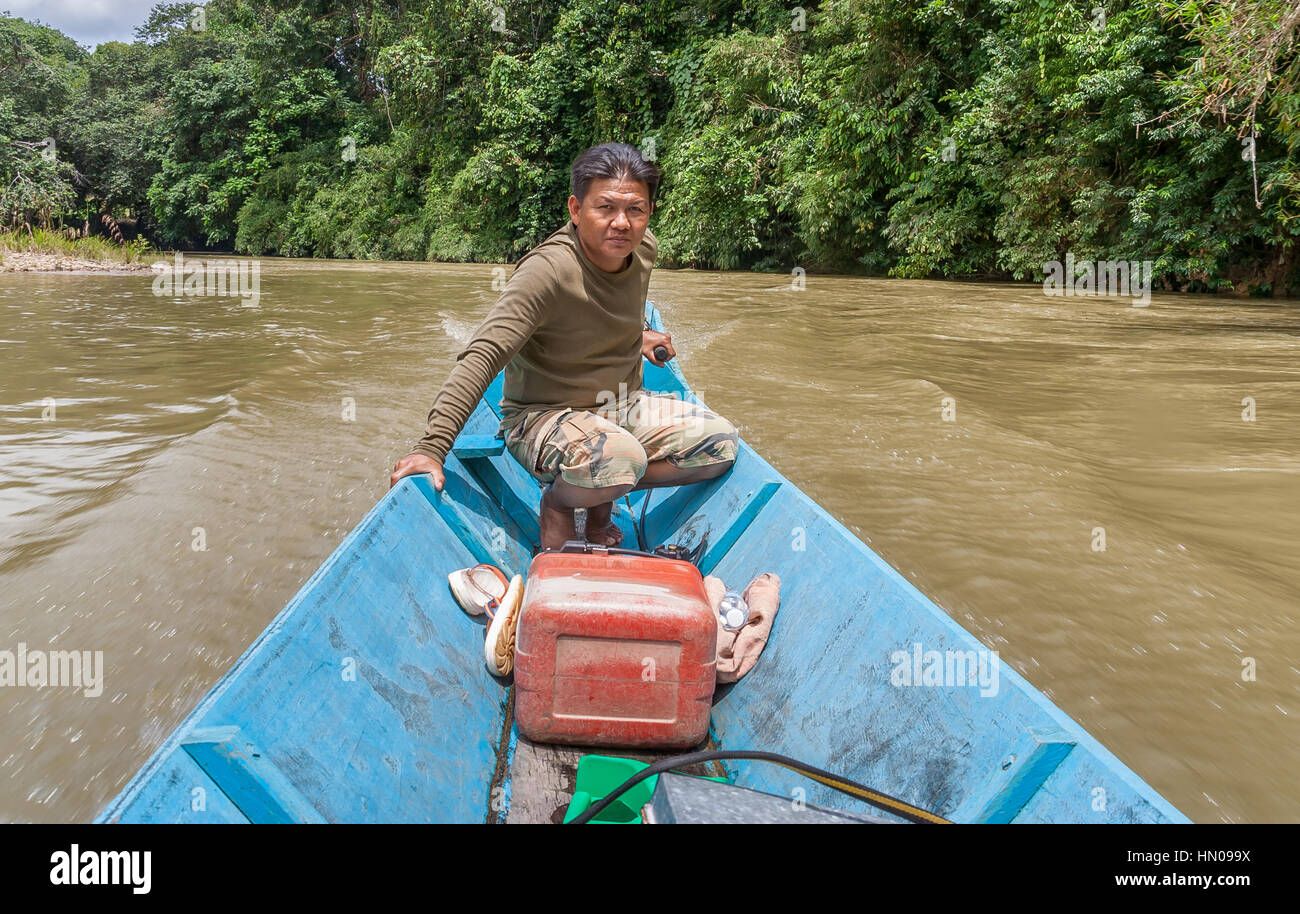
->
[[0, 258, 1296, 822]]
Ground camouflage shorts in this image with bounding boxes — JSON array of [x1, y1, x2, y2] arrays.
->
[[502, 388, 739, 488]]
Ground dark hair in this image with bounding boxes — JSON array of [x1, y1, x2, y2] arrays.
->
[[570, 142, 661, 208]]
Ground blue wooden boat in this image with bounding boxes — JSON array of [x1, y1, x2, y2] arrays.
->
[[97, 303, 1190, 824]]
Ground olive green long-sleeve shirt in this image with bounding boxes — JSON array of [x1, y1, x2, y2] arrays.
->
[[410, 220, 657, 464]]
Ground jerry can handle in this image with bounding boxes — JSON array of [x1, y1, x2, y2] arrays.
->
[[550, 539, 705, 565]]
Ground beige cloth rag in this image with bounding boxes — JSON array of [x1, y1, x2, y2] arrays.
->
[[703, 573, 780, 683]]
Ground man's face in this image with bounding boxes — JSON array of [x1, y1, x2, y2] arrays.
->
[[567, 176, 653, 273]]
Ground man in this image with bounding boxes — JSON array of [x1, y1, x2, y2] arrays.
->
[[389, 142, 739, 551]]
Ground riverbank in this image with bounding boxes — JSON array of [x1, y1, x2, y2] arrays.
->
[[0, 231, 156, 274], [0, 250, 155, 274]]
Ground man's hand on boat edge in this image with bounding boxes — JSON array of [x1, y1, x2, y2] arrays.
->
[[390, 453, 445, 491]]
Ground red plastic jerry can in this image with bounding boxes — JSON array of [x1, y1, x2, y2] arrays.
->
[[514, 550, 718, 749]]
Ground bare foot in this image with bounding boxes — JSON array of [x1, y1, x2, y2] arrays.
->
[[538, 485, 576, 551], [585, 500, 624, 547]]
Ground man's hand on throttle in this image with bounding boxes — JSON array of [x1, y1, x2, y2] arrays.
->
[[642, 329, 675, 366]]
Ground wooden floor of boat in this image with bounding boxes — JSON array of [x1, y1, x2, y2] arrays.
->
[[504, 735, 728, 824]]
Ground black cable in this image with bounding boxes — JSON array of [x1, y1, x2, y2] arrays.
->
[[566, 749, 952, 825], [637, 486, 651, 551]]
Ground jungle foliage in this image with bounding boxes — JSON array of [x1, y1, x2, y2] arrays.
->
[[2, 0, 1298, 293]]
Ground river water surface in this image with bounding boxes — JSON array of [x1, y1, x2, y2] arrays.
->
[[1, 259, 1296, 822]]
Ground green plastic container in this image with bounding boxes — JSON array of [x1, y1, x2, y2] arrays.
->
[[562, 754, 729, 824]]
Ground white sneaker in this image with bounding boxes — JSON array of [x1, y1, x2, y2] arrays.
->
[[448, 564, 508, 617]]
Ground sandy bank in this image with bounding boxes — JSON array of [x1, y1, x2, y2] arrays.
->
[[0, 250, 156, 274]]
